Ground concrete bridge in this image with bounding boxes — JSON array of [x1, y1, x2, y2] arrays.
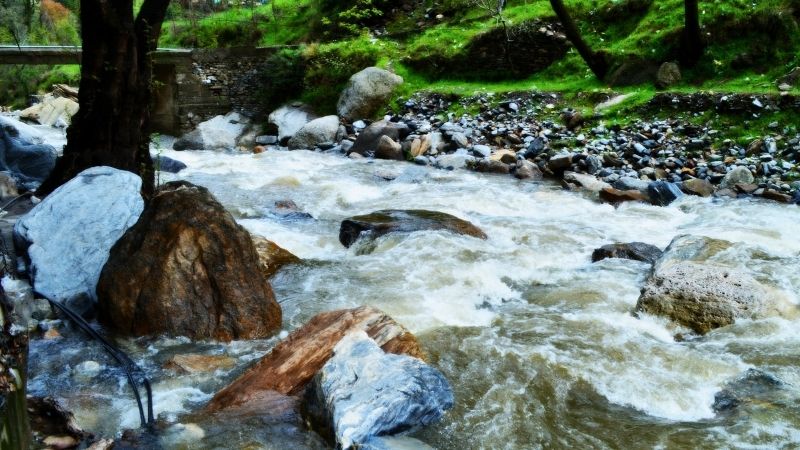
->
[[0, 45, 282, 134]]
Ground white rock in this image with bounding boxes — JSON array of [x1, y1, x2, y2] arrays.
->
[[287, 115, 341, 150], [268, 104, 317, 142], [20, 95, 79, 127], [310, 331, 453, 449], [173, 112, 248, 151], [14, 167, 144, 304]]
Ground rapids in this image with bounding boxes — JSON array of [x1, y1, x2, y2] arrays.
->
[[26, 147, 800, 449]]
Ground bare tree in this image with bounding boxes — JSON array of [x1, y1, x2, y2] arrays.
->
[[549, 0, 608, 80], [680, 0, 703, 66], [38, 0, 172, 198]]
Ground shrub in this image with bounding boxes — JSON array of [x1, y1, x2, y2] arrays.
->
[[256, 48, 306, 113]]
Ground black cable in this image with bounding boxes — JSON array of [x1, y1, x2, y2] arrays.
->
[[46, 299, 154, 428]]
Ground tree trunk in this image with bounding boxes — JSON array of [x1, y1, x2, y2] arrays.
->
[[549, 0, 608, 80], [1, 290, 30, 450], [680, 0, 703, 67], [37, 0, 171, 200]]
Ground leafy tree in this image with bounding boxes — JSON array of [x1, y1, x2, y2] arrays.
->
[[38, 0, 172, 199], [0, 0, 30, 47], [549, 0, 608, 80]]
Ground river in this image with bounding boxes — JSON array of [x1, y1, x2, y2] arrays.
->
[[26, 147, 800, 449]]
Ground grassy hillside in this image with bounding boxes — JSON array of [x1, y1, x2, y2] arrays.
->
[[3, 0, 800, 126]]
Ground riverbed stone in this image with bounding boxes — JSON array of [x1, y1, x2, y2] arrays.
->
[[681, 178, 714, 197], [339, 209, 487, 248], [174, 112, 248, 151], [564, 171, 611, 192], [599, 186, 649, 204], [304, 331, 453, 449], [337, 67, 404, 121], [514, 160, 543, 180], [268, 104, 317, 143], [721, 166, 754, 188], [14, 167, 144, 307], [205, 306, 422, 411], [287, 116, 342, 150], [97, 181, 281, 341], [647, 180, 684, 206], [375, 135, 404, 161], [350, 120, 410, 156], [591, 242, 662, 264]]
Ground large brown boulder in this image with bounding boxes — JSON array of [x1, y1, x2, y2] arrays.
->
[[339, 209, 487, 248], [205, 306, 422, 412], [97, 181, 282, 341]]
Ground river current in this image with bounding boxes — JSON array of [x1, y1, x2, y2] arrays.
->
[[26, 147, 800, 449]]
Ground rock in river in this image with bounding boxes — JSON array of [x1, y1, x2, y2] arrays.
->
[[636, 262, 773, 334], [97, 181, 281, 341], [251, 235, 300, 278], [349, 120, 410, 156], [205, 306, 422, 411], [305, 331, 454, 449], [339, 209, 487, 248], [287, 115, 342, 150], [591, 242, 662, 264], [14, 167, 144, 309]]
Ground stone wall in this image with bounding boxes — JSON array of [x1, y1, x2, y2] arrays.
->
[[152, 47, 286, 135]]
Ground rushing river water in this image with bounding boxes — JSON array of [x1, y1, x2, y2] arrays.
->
[[26, 147, 800, 449]]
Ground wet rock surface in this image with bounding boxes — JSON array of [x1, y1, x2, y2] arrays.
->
[[304, 331, 453, 449], [292, 91, 800, 206], [14, 167, 144, 307], [339, 209, 487, 248], [97, 181, 281, 341], [592, 242, 662, 265], [205, 305, 422, 411]]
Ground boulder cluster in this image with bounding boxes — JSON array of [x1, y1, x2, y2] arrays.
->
[[243, 81, 800, 206]]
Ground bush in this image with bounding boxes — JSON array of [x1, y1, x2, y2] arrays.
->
[[256, 48, 306, 113]]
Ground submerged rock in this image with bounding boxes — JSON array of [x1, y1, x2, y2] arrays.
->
[[97, 181, 281, 341], [339, 209, 487, 248], [14, 167, 144, 308], [591, 242, 662, 264], [305, 331, 453, 449], [205, 306, 422, 411], [713, 368, 784, 412], [337, 67, 403, 122]]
